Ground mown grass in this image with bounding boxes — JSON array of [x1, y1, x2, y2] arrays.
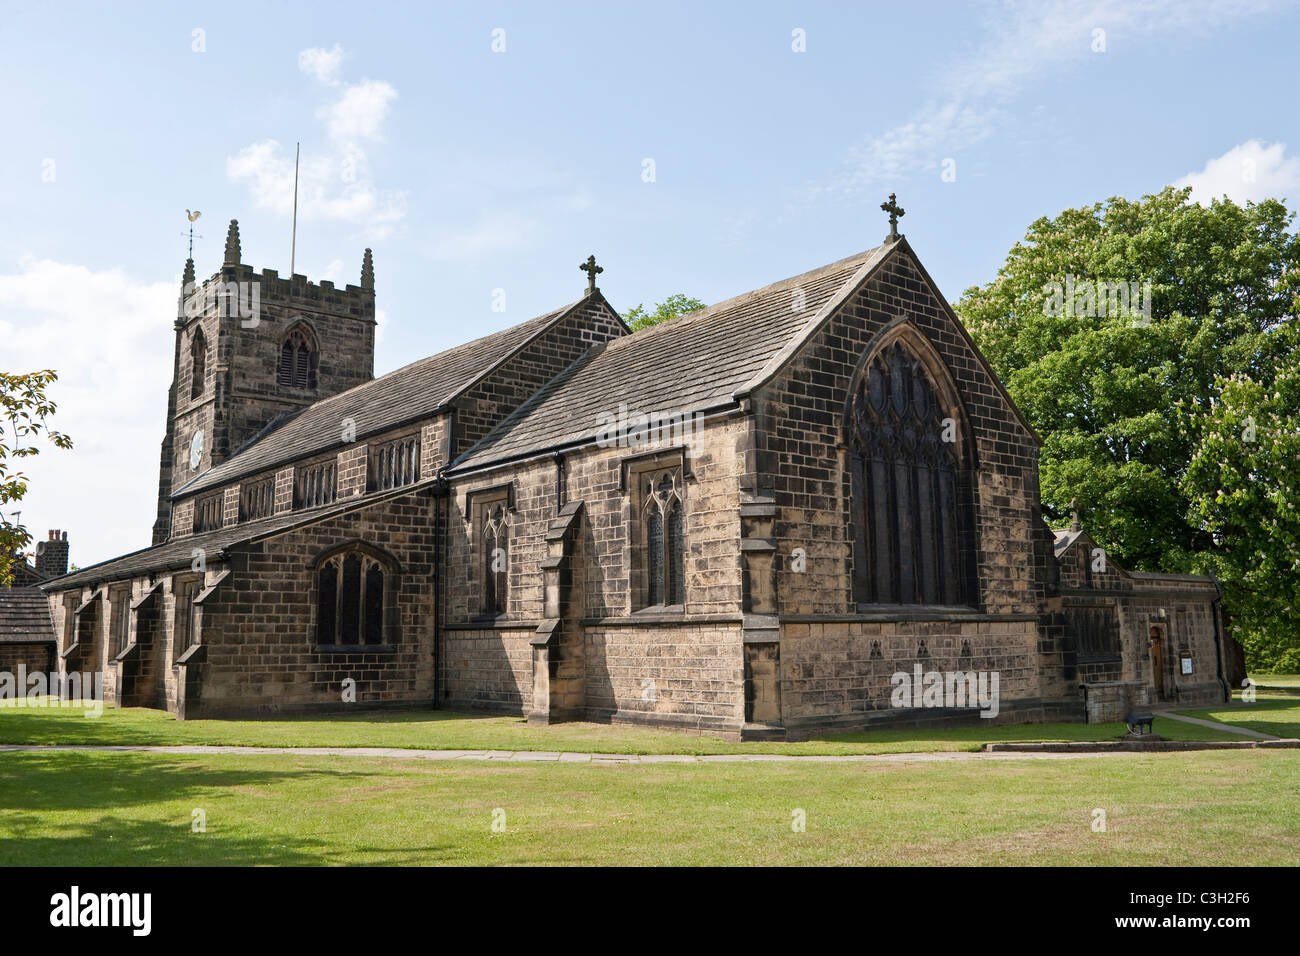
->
[[0, 700, 1241, 755], [1177, 697, 1300, 741], [0, 749, 1295, 865], [1246, 673, 1300, 693], [1171, 676, 1300, 739]]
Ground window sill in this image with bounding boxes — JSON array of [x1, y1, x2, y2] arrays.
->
[[451, 616, 522, 630], [314, 644, 397, 655], [623, 605, 687, 623]]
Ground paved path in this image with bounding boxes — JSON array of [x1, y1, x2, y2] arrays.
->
[[1155, 709, 1280, 740], [0, 743, 1242, 764]]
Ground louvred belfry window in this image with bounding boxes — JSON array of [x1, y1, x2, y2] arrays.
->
[[278, 325, 318, 389], [847, 336, 976, 606]]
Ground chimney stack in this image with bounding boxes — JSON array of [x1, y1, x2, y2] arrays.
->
[[34, 529, 70, 579]]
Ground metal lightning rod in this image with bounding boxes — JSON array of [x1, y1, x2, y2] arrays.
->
[[290, 142, 300, 275]]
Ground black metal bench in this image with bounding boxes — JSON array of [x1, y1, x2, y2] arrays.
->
[[1124, 711, 1155, 736]]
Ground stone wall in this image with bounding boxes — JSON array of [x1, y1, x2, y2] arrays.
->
[[440, 625, 534, 713], [1083, 681, 1151, 724], [0, 643, 54, 681], [442, 414, 748, 727], [778, 616, 1054, 732], [449, 296, 626, 460], [749, 248, 1064, 730], [186, 492, 437, 716], [756, 249, 1049, 618], [583, 620, 745, 733]]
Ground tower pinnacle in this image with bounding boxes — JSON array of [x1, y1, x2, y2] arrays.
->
[[361, 248, 374, 291], [223, 219, 242, 267]]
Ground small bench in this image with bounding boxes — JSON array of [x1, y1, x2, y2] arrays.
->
[[1124, 711, 1155, 736]]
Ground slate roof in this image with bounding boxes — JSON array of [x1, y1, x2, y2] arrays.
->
[[178, 299, 590, 497], [0, 588, 55, 644], [451, 245, 889, 470], [1052, 529, 1084, 559], [43, 483, 435, 591], [1050, 529, 1212, 583], [8, 560, 47, 587]]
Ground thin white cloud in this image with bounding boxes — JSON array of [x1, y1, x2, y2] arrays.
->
[[1177, 140, 1300, 205], [226, 139, 405, 230], [227, 47, 405, 237], [319, 79, 397, 143], [822, 0, 1277, 197], [298, 44, 344, 85], [0, 257, 175, 567]]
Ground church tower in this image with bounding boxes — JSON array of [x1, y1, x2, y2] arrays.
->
[[151, 220, 376, 543]]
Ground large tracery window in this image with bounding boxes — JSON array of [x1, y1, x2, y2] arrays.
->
[[640, 468, 685, 608], [278, 324, 318, 390], [847, 335, 975, 607], [315, 546, 391, 646]]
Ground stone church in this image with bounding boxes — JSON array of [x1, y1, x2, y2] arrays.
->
[[37, 209, 1234, 737]]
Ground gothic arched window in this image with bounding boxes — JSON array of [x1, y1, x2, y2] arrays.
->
[[641, 469, 684, 607], [315, 546, 391, 645], [481, 500, 508, 615], [190, 328, 207, 399], [846, 335, 976, 606], [278, 324, 318, 389]]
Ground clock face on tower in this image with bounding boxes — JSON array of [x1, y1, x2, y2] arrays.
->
[[189, 429, 204, 470]]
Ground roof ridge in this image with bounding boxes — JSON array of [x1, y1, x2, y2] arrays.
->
[[604, 246, 883, 349], [438, 297, 591, 404], [449, 340, 610, 470], [177, 298, 587, 496], [285, 298, 582, 418], [734, 243, 895, 399]]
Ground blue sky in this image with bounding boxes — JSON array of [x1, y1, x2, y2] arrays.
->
[[3, 0, 1299, 566]]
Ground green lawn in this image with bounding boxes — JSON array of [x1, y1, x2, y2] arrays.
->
[[0, 701, 1242, 755], [1171, 676, 1300, 739], [1246, 672, 1300, 693], [1177, 697, 1300, 741], [1, 749, 1295, 865]]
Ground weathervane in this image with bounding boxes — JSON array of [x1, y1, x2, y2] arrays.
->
[[579, 254, 603, 295], [185, 209, 202, 259], [880, 192, 905, 242]]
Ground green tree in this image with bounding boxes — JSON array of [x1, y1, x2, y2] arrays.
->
[[1183, 290, 1300, 671], [624, 293, 706, 332], [956, 187, 1300, 668], [1, 370, 72, 585]]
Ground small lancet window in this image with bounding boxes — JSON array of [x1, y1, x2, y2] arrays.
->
[[481, 501, 508, 615], [642, 469, 684, 607], [190, 328, 207, 399]]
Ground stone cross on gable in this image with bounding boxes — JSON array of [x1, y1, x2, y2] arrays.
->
[[1069, 497, 1081, 532], [881, 193, 905, 241], [579, 254, 603, 295]]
